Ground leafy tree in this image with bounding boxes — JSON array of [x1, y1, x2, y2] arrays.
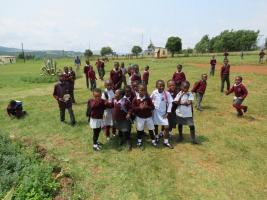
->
[[195, 35, 210, 53], [165, 36, 182, 57], [131, 46, 142, 57], [84, 49, 93, 58], [100, 46, 113, 56]]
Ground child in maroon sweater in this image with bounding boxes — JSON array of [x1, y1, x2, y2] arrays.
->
[[191, 74, 208, 111], [131, 64, 141, 85], [110, 62, 123, 90], [220, 59, 230, 92], [87, 88, 111, 151], [88, 67, 97, 91], [210, 55, 217, 76], [142, 65, 150, 85], [226, 76, 248, 116], [172, 64, 186, 91]]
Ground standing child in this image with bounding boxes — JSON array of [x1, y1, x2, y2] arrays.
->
[[142, 65, 150, 85], [112, 89, 132, 150], [151, 80, 173, 148], [210, 55, 217, 76], [172, 64, 186, 91], [87, 88, 110, 151], [120, 62, 127, 87], [88, 67, 97, 91], [68, 67, 76, 103], [167, 80, 178, 137], [225, 76, 248, 117], [132, 84, 157, 148], [191, 74, 208, 111], [220, 59, 230, 92], [84, 60, 92, 89], [131, 64, 141, 85], [102, 79, 116, 140], [173, 81, 198, 144], [110, 62, 123, 90]]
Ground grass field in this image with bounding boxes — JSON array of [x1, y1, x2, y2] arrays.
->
[[0, 54, 267, 200]]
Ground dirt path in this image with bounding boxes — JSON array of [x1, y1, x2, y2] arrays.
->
[[188, 63, 267, 75]]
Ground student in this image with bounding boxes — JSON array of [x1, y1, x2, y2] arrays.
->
[[88, 66, 97, 91], [224, 51, 229, 60], [131, 80, 140, 98], [96, 58, 105, 80], [210, 55, 217, 76], [130, 64, 141, 85], [68, 67, 76, 103], [7, 100, 26, 118], [53, 74, 76, 126], [112, 89, 132, 150], [102, 79, 116, 140], [259, 49, 265, 64], [120, 62, 127, 87], [132, 84, 157, 148], [87, 88, 110, 151], [167, 80, 178, 136], [84, 60, 92, 89], [142, 65, 150, 85], [74, 56, 81, 71], [151, 80, 173, 149], [225, 76, 248, 117], [191, 74, 208, 111], [110, 62, 123, 90], [220, 59, 230, 92], [173, 81, 198, 144], [172, 64, 186, 91]]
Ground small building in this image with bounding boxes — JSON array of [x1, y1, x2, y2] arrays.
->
[[0, 55, 16, 64], [154, 47, 167, 58]]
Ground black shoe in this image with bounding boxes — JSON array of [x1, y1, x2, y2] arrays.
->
[[97, 142, 103, 148], [243, 106, 248, 113], [164, 142, 174, 149], [71, 121, 76, 126]]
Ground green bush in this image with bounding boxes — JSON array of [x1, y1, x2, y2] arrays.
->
[[21, 75, 58, 84]]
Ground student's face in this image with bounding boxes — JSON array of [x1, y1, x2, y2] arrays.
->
[[114, 90, 121, 100], [202, 75, 208, 81], [93, 92, 101, 100], [132, 83, 138, 91], [125, 88, 131, 97], [157, 82, 165, 93], [114, 64, 119, 70], [224, 61, 228, 65], [181, 85, 189, 92], [168, 82, 175, 91], [235, 77, 242, 85], [105, 83, 112, 90], [177, 66, 182, 72], [138, 87, 145, 97]]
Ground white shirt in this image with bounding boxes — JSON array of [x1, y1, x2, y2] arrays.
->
[[150, 90, 172, 113], [101, 89, 114, 102], [174, 91, 194, 118]]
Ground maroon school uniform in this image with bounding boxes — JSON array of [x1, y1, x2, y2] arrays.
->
[[191, 80, 207, 94], [210, 59, 217, 65], [112, 98, 132, 121], [88, 99, 109, 119], [110, 69, 122, 89], [142, 70, 149, 85], [131, 73, 141, 83], [132, 96, 154, 118], [88, 69, 97, 80], [53, 81, 72, 109], [226, 83, 248, 99], [172, 71, 186, 86], [220, 64, 230, 77], [84, 65, 92, 75]]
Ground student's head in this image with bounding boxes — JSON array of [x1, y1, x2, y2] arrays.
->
[[93, 88, 102, 100], [120, 62, 125, 68], [167, 80, 175, 92], [86, 60, 90, 65], [69, 67, 73, 71], [9, 100, 16, 108], [138, 84, 146, 97], [133, 64, 139, 73], [114, 62, 119, 70], [235, 76, 243, 85], [224, 59, 229, 65], [212, 55, 215, 59], [114, 89, 123, 100], [156, 80, 165, 93], [64, 66, 68, 73], [132, 80, 139, 92], [104, 79, 113, 90], [201, 73, 208, 81], [145, 65, 149, 71], [124, 85, 132, 97], [180, 81, 190, 92], [177, 64, 182, 72]]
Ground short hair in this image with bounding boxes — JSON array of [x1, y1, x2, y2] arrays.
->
[[93, 88, 102, 94], [236, 76, 243, 81], [167, 79, 175, 84], [202, 73, 208, 78], [114, 62, 119, 67], [156, 79, 165, 87], [138, 83, 146, 90], [177, 64, 182, 68], [181, 81, 190, 88], [124, 85, 132, 91]]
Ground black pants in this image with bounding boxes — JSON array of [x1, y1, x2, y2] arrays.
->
[[60, 106, 75, 124], [210, 65, 215, 76], [90, 79, 96, 91], [178, 124, 196, 142], [137, 130, 155, 140], [221, 75, 230, 92], [93, 128, 101, 145], [85, 75, 89, 88]]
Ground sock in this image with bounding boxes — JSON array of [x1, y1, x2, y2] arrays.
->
[[152, 139, 156, 143], [164, 139, 169, 144], [149, 130, 155, 140], [138, 139, 142, 143]]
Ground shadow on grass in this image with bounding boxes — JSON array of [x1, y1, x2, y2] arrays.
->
[[201, 105, 217, 110]]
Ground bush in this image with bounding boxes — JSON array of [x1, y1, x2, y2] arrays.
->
[[21, 75, 58, 84]]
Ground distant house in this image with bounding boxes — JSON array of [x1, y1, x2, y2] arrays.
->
[[0, 55, 16, 64], [154, 47, 167, 58]]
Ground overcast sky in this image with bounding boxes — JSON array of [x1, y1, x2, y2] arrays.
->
[[0, 0, 266, 53]]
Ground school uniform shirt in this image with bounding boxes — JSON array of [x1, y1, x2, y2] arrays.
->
[[172, 71, 186, 85], [110, 69, 122, 85], [142, 70, 149, 84], [226, 83, 248, 99], [84, 65, 92, 75], [53, 81, 72, 108], [132, 95, 154, 118], [191, 80, 207, 94], [174, 91, 194, 118], [102, 89, 115, 126], [210, 59, 217, 65], [88, 69, 97, 80], [220, 64, 230, 77], [88, 98, 107, 128], [131, 73, 141, 83], [112, 97, 132, 121]]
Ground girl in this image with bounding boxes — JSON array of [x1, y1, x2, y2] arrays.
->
[[110, 62, 123, 90], [151, 80, 173, 149], [131, 64, 141, 85], [191, 74, 208, 111], [132, 84, 157, 148], [173, 81, 198, 144], [167, 80, 178, 137], [172, 64, 186, 92]]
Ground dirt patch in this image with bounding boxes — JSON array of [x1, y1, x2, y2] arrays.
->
[[188, 63, 267, 75]]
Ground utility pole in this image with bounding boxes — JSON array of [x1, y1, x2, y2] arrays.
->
[[21, 43, 25, 63]]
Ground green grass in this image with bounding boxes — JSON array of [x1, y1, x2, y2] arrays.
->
[[0, 54, 267, 200]]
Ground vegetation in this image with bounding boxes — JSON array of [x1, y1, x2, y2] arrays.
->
[[131, 45, 142, 57], [100, 46, 113, 56], [84, 49, 93, 59], [165, 36, 182, 57], [40, 58, 59, 76]]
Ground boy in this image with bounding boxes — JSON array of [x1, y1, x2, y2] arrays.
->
[[220, 59, 230, 92], [142, 65, 150, 85], [210, 55, 217, 76], [130, 64, 141, 85], [172, 64, 186, 91], [225, 76, 248, 117], [191, 74, 208, 111], [84, 60, 92, 89], [110, 62, 123, 90], [259, 50, 265, 64], [96, 58, 105, 80], [120, 62, 127, 87], [68, 67, 76, 103], [88, 66, 97, 91]]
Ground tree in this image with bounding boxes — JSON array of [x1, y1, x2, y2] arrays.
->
[[84, 49, 93, 58], [131, 46, 142, 57], [100, 46, 113, 56], [195, 35, 210, 53], [165, 36, 182, 57], [265, 38, 267, 50]]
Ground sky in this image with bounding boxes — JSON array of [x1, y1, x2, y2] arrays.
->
[[0, 0, 266, 53]]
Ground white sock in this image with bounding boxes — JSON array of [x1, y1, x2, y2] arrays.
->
[[93, 144, 98, 148], [164, 139, 169, 144], [138, 139, 142, 143], [152, 140, 156, 143]]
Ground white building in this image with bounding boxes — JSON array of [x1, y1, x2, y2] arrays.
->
[[0, 55, 16, 64]]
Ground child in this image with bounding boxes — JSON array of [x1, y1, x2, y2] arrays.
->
[[7, 100, 26, 118], [87, 88, 110, 151], [225, 76, 248, 116], [88, 66, 97, 91], [110, 62, 123, 90], [173, 81, 198, 144], [120, 62, 127, 87], [151, 80, 173, 149], [167, 80, 178, 136], [84, 60, 92, 89], [142, 65, 150, 85], [68, 67, 76, 103], [112, 89, 132, 150], [220, 59, 230, 92], [102, 79, 116, 140], [191, 74, 208, 111], [172, 64, 186, 91], [131, 64, 141, 85], [131, 80, 140, 98], [132, 84, 157, 148], [210, 55, 217, 76]]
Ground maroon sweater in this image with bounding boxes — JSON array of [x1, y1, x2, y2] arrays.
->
[[132, 96, 154, 118], [112, 98, 132, 121], [210, 59, 217, 65], [226, 83, 248, 99], [110, 69, 122, 85], [131, 73, 141, 83], [84, 65, 92, 75], [172, 71, 186, 85], [88, 99, 109, 119], [221, 64, 230, 77], [142, 70, 149, 84], [191, 80, 207, 94]]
